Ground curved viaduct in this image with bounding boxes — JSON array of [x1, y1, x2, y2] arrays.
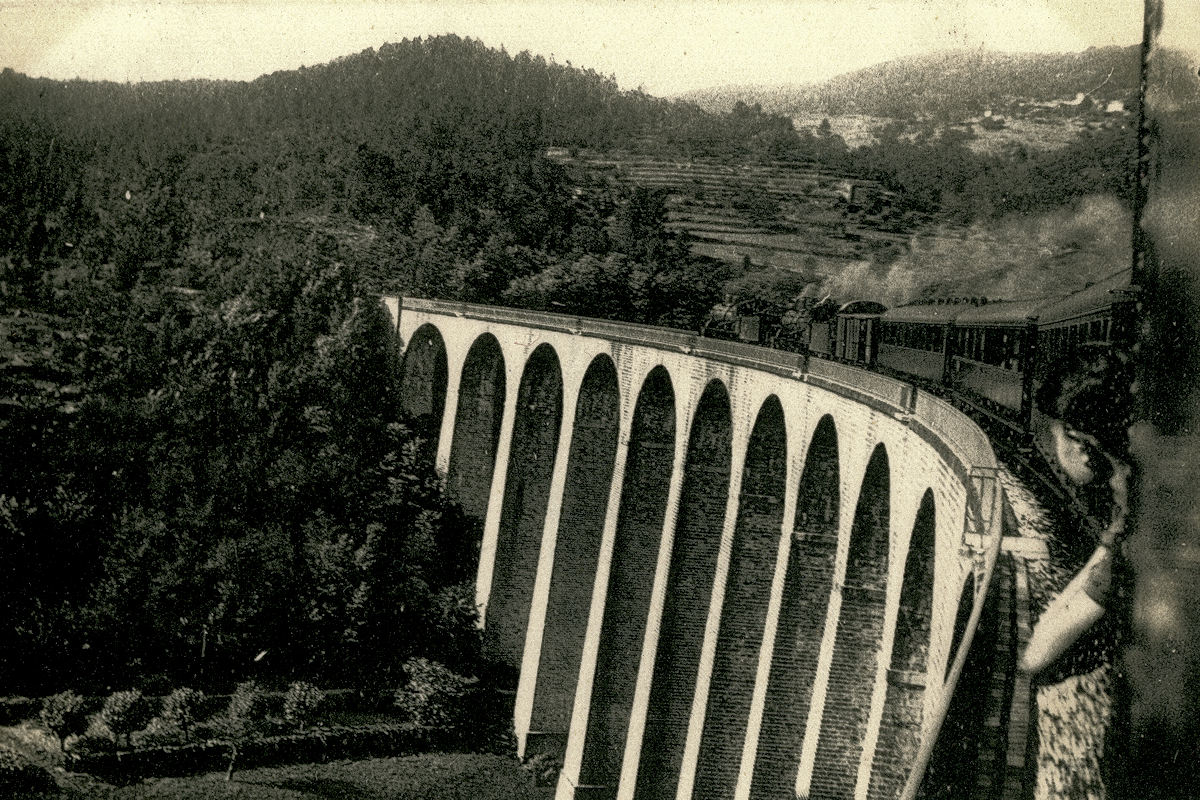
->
[[385, 297, 1012, 800]]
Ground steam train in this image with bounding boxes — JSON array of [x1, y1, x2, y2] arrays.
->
[[705, 268, 1137, 502]]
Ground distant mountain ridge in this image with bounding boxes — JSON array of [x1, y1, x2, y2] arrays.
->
[[679, 46, 1153, 118]]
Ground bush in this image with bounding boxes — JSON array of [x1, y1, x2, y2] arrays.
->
[[283, 682, 324, 732], [160, 688, 205, 743], [40, 690, 89, 751], [522, 752, 562, 787], [72, 715, 118, 756], [224, 681, 268, 725], [0, 746, 55, 795], [393, 658, 477, 730], [99, 690, 155, 748], [131, 716, 184, 749]]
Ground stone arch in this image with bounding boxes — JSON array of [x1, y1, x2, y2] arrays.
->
[[485, 343, 563, 669], [752, 414, 841, 799], [398, 323, 448, 447], [580, 365, 676, 790], [527, 355, 620, 761], [919, 574, 992, 800], [637, 379, 733, 800], [869, 490, 937, 800], [811, 443, 891, 799], [447, 333, 505, 522], [695, 394, 788, 798]]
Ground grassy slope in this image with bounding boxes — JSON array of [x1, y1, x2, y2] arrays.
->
[[39, 754, 552, 800]]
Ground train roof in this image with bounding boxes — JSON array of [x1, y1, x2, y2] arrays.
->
[[955, 297, 1050, 326], [1034, 268, 1134, 326], [881, 302, 967, 325]]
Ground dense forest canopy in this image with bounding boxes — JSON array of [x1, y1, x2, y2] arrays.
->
[[0, 34, 1147, 694], [0, 35, 762, 694]]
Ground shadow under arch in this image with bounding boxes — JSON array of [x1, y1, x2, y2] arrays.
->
[[695, 394, 788, 798], [919, 573, 993, 800], [526, 354, 620, 762], [447, 333, 505, 522], [752, 413, 842, 800], [486, 343, 564, 670], [398, 323, 448, 449], [580, 365, 676, 790], [637, 378, 733, 800], [869, 489, 937, 800], [812, 442, 890, 799]]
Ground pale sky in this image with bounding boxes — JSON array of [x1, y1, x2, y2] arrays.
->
[[0, 1, 1166, 95]]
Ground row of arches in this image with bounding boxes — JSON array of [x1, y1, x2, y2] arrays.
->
[[399, 323, 973, 800]]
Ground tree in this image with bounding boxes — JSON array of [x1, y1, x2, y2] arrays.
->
[[393, 658, 477, 730], [283, 681, 324, 732], [99, 690, 154, 748], [160, 687, 205, 743], [607, 187, 676, 264], [213, 681, 268, 781], [39, 691, 88, 752]]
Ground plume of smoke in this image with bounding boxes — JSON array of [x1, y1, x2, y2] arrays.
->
[[820, 195, 1131, 306]]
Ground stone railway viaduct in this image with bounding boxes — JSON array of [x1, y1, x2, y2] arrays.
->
[[384, 297, 1026, 800]]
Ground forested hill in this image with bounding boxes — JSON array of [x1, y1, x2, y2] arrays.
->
[[680, 45, 1174, 118], [2, 34, 804, 289], [1, 33, 796, 158], [2, 35, 779, 693]]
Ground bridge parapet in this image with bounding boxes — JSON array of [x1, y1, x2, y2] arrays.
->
[[387, 296, 1006, 800]]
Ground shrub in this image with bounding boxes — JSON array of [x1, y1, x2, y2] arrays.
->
[[522, 752, 562, 787], [131, 716, 184, 748], [226, 681, 267, 723], [75, 715, 117, 753], [100, 690, 155, 748], [425, 581, 483, 670], [160, 687, 205, 743], [39, 690, 89, 751], [393, 658, 477, 730], [283, 682, 324, 732]]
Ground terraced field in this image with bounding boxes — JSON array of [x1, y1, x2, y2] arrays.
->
[[547, 149, 916, 278]]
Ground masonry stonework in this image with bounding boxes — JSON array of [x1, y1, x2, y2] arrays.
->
[[527, 356, 620, 758], [751, 415, 841, 799], [486, 345, 564, 668], [390, 300, 1008, 800], [694, 396, 787, 798], [810, 445, 892, 799], [636, 380, 733, 800], [868, 491, 937, 800], [579, 367, 676, 792]]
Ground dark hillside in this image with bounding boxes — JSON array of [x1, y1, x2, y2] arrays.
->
[[0, 36, 782, 693]]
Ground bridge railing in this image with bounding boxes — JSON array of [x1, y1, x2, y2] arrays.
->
[[807, 356, 914, 409], [395, 297, 1006, 797], [399, 297, 917, 408], [913, 390, 998, 473]]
